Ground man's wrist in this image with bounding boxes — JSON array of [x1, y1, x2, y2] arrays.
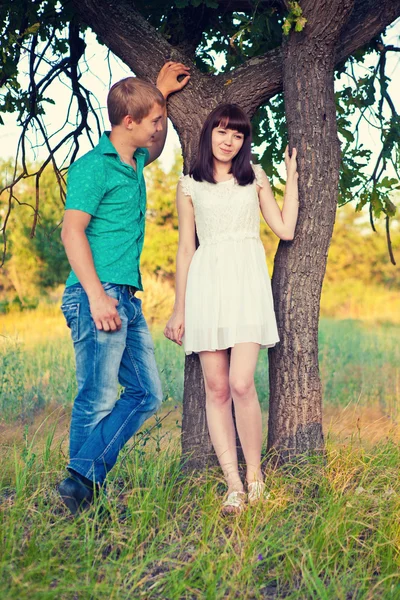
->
[[85, 283, 107, 303], [157, 85, 169, 100]]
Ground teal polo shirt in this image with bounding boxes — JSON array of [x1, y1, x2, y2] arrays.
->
[[65, 132, 149, 290]]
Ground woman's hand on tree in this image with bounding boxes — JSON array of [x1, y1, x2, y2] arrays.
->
[[164, 312, 185, 346], [285, 145, 298, 181]]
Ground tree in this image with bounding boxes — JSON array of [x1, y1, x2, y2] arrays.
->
[[1, 0, 399, 469], [0, 162, 70, 306]]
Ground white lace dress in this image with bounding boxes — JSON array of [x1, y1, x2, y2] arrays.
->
[[180, 164, 279, 355]]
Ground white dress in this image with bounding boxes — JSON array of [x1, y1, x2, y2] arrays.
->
[[180, 164, 279, 355]]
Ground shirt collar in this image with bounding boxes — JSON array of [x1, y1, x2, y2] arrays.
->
[[99, 132, 118, 156], [99, 132, 147, 161]]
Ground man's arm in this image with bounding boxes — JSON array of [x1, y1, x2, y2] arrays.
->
[[61, 209, 122, 332], [146, 61, 190, 166]]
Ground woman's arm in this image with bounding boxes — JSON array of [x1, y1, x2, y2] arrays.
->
[[164, 181, 196, 345], [258, 147, 299, 241]]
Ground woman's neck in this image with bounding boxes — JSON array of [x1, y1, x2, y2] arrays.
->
[[213, 160, 233, 182]]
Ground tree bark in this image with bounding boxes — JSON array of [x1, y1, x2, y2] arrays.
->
[[267, 0, 354, 463]]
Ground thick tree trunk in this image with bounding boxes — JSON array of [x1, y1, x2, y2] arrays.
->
[[181, 355, 217, 469], [267, 0, 354, 463], [179, 138, 218, 471]]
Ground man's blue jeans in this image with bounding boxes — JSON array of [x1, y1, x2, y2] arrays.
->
[[61, 282, 163, 484]]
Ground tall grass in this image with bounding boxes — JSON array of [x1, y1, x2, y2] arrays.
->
[[0, 430, 399, 599], [1, 306, 399, 422]]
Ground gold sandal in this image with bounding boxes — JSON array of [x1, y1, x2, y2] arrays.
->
[[247, 481, 269, 505], [221, 490, 246, 515]]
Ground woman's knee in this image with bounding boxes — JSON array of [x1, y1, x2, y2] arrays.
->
[[229, 377, 255, 399], [205, 379, 231, 405]]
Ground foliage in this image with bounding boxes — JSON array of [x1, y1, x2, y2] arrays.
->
[[0, 160, 69, 306], [324, 202, 400, 288], [335, 48, 400, 264], [141, 152, 182, 281], [282, 2, 307, 36], [0, 1, 78, 118]]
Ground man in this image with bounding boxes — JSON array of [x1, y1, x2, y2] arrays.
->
[[58, 62, 190, 515]]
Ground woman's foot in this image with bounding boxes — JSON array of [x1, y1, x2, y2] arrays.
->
[[221, 490, 247, 515], [247, 480, 269, 505]]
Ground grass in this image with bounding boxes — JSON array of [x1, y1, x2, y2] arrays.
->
[[1, 435, 399, 599], [0, 306, 399, 598]]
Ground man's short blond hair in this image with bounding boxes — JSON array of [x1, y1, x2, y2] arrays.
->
[[107, 77, 165, 125]]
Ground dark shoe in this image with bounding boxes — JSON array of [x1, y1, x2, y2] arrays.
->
[[58, 477, 94, 515]]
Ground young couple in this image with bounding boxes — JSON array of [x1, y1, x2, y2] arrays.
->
[[58, 62, 298, 517]]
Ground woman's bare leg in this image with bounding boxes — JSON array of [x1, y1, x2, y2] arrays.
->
[[199, 350, 243, 494], [229, 343, 263, 484]]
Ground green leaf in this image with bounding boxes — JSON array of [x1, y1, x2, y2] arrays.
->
[[282, 19, 291, 36], [385, 198, 397, 217], [339, 129, 354, 143], [23, 22, 41, 37], [294, 16, 307, 32], [379, 176, 398, 189]]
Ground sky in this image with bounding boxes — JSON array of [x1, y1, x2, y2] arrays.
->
[[0, 20, 399, 180]]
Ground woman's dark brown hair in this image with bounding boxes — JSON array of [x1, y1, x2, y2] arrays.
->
[[190, 104, 255, 186]]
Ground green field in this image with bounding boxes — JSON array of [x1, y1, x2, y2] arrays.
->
[[0, 308, 399, 599]]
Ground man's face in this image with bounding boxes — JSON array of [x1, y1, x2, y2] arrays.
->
[[129, 103, 164, 147]]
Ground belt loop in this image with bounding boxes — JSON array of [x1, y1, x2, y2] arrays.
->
[[128, 285, 137, 296]]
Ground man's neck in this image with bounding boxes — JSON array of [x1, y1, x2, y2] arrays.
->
[[109, 129, 137, 168]]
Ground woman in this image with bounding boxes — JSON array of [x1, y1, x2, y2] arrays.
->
[[164, 104, 299, 514]]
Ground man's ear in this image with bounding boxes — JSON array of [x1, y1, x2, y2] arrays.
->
[[122, 114, 141, 129]]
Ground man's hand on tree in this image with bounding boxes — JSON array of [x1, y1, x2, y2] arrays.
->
[[156, 61, 190, 98], [89, 292, 122, 332]]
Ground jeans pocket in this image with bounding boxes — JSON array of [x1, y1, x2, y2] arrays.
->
[[61, 303, 80, 343], [101, 282, 122, 303], [128, 294, 142, 323]]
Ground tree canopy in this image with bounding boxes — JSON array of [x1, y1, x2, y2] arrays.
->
[[0, 0, 399, 265]]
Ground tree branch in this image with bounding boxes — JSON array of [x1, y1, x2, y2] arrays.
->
[[223, 0, 400, 112], [337, 1, 400, 63], [73, 0, 400, 123]]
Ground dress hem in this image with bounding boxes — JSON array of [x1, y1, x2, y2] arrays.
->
[[184, 339, 279, 356]]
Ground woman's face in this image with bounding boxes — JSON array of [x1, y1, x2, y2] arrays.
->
[[211, 124, 244, 164]]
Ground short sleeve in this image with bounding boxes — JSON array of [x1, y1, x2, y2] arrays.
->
[[252, 164, 268, 188], [65, 154, 106, 216], [179, 174, 193, 197]]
